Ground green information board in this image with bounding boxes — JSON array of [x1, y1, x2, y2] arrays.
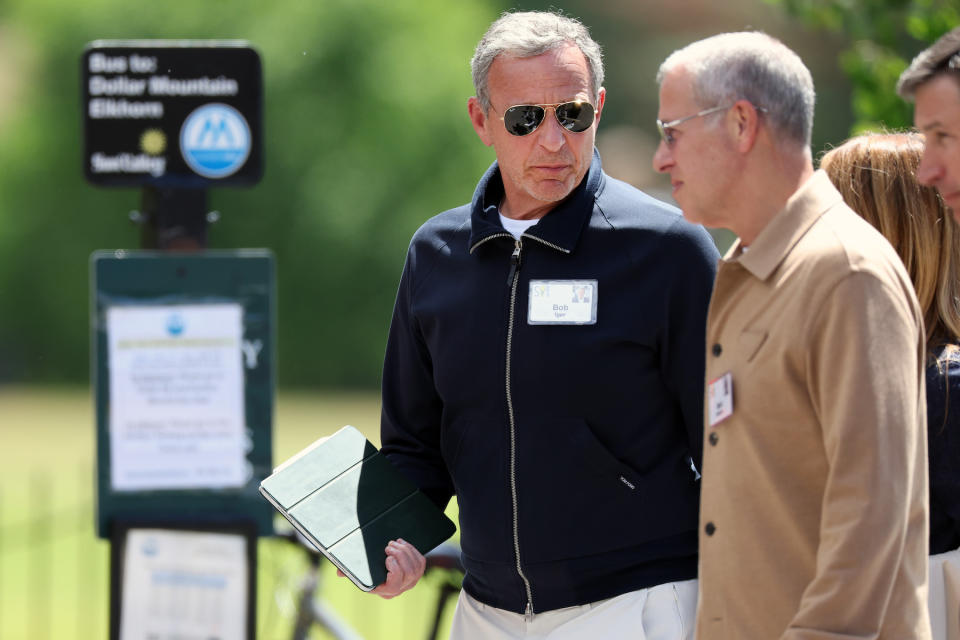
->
[[91, 250, 274, 538]]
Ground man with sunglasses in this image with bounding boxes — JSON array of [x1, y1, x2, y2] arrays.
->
[[898, 27, 960, 222], [376, 10, 719, 639], [654, 32, 930, 639]]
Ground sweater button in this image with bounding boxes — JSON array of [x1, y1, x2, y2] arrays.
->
[[705, 522, 716, 536], [712, 343, 722, 357], [709, 432, 719, 446]]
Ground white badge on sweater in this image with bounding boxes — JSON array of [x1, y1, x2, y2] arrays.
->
[[708, 372, 734, 427], [528, 280, 597, 325]]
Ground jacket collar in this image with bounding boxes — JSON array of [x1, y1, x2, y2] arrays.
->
[[728, 170, 842, 281], [468, 149, 603, 254]]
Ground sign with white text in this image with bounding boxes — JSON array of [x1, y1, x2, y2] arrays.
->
[[92, 251, 275, 538], [82, 41, 262, 187], [120, 528, 248, 639], [110, 523, 256, 640]]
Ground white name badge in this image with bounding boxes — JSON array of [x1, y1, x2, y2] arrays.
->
[[708, 372, 734, 428], [528, 280, 598, 325]]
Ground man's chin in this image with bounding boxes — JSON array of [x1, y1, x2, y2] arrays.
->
[[527, 179, 577, 204], [678, 204, 703, 225]]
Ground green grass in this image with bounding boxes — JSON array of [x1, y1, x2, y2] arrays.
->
[[0, 386, 459, 640]]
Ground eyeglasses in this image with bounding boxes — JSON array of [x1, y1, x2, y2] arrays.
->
[[656, 105, 733, 146], [657, 104, 769, 146], [501, 101, 596, 136]]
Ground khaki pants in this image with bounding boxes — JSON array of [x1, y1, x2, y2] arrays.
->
[[929, 548, 960, 640], [449, 579, 698, 640]]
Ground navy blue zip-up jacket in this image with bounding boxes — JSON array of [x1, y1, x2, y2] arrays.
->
[[381, 151, 719, 614]]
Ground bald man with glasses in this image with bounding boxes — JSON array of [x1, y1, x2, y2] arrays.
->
[[374, 9, 719, 639], [654, 32, 930, 640]]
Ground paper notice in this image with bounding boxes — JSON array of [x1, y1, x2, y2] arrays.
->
[[108, 304, 247, 491]]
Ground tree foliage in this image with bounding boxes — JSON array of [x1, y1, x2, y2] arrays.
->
[[0, 0, 498, 387], [764, 0, 959, 133]]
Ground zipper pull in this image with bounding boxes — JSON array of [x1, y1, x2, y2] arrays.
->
[[506, 240, 522, 287], [525, 601, 534, 621]]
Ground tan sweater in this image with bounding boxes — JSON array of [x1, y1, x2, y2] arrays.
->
[[696, 171, 931, 640]]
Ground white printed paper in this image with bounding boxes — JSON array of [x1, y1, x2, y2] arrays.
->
[[120, 528, 248, 640], [108, 304, 247, 491]]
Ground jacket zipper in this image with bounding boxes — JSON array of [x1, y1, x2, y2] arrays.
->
[[522, 232, 570, 255], [505, 238, 535, 618], [469, 232, 513, 254]]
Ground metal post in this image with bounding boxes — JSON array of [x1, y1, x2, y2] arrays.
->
[[138, 187, 209, 250]]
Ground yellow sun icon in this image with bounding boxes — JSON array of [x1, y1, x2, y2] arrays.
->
[[140, 129, 167, 155]]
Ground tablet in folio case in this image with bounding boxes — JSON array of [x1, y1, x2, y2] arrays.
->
[[259, 425, 456, 591]]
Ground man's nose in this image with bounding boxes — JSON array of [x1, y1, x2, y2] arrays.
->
[[652, 140, 672, 173], [916, 149, 941, 186], [536, 109, 567, 151]]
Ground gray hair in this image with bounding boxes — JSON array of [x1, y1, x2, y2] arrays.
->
[[471, 11, 604, 113], [657, 32, 815, 148], [897, 26, 960, 99]]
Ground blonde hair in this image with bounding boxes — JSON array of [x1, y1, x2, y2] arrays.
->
[[821, 131, 960, 353]]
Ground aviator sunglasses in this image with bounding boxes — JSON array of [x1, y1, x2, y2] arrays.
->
[[501, 101, 596, 136]]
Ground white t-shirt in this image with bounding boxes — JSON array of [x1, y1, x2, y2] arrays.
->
[[499, 213, 539, 240]]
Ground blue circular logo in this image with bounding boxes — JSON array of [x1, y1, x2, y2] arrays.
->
[[140, 537, 159, 557], [179, 103, 251, 179], [166, 313, 185, 336]]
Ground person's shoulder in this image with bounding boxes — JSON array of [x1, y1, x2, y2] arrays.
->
[[408, 203, 472, 252], [792, 201, 921, 332], [596, 173, 682, 229], [801, 199, 909, 285], [933, 345, 960, 382], [595, 174, 716, 247], [397, 204, 474, 285]]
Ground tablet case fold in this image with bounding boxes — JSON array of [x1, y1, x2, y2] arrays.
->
[[259, 425, 456, 591]]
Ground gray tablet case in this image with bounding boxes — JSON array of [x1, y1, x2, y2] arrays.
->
[[259, 425, 456, 591]]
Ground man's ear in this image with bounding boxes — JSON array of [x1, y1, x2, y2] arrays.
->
[[729, 100, 761, 153], [468, 97, 494, 147], [594, 87, 606, 124]]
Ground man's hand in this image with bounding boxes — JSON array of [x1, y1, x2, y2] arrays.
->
[[372, 539, 426, 598], [337, 539, 426, 599]]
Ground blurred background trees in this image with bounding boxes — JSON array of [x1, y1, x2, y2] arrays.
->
[[764, 0, 959, 131], [0, 0, 953, 390], [0, 0, 498, 387]]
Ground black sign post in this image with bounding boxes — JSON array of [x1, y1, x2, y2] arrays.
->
[[82, 41, 263, 249]]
